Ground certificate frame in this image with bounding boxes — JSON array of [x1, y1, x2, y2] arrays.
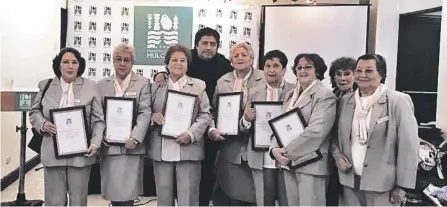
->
[[251, 101, 283, 151], [49, 105, 90, 159], [268, 107, 307, 148], [160, 90, 198, 139], [216, 92, 243, 136], [104, 96, 137, 145]]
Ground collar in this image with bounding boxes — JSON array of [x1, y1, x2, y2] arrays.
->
[[233, 68, 253, 81]]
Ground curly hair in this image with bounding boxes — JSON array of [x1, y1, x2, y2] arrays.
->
[[52, 47, 86, 78], [329, 57, 357, 89], [164, 44, 192, 65], [292, 53, 327, 80]]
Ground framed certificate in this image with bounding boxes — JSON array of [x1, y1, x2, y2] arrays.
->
[[216, 92, 243, 136], [268, 107, 307, 148], [251, 101, 283, 151], [161, 90, 198, 139], [49, 106, 89, 159], [104, 96, 137, 145]]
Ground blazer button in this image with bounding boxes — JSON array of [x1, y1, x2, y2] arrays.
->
[[364, 164, 368, 167], [367, 145, 371, 148]]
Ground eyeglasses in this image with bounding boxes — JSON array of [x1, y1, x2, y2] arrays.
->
[[114, 57, 132, 64], [295, 65, 313, 71], [354, 68, 375, 76]]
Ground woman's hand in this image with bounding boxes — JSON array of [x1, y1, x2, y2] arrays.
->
[[243, 107, 256, 122], [272, 148, 290, 165], [42, 121, 57, 134], [334, 153, 352, 173], [155, 73, 167, 87], [85, 145, 98, 157], [209, 128, 225, 141], [152, 113, 165, 125], [176, 132, 191, 145]]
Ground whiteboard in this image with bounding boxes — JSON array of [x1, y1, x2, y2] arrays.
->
[[262, 5, 369, 88]]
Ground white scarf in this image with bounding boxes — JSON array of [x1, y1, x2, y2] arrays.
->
[[113, 72, 132, 97], [233, 69, 252, 104], [286, 79, 318, 111], [59, 78, 75, 108], [353, 84, 387, 145]]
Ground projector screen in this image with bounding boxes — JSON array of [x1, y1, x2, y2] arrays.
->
[[262, 5, 369, 88]]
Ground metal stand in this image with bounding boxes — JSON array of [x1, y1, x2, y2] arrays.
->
[[1, 111, 44, 206]]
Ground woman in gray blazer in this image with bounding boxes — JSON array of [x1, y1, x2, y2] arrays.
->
[[209, 42, 265, 206], [147, 44, 212, 206], [270, 53, 337, 206], [97, 43, 151, 206], [29, 47, 105, 206], [335, 54, 419, 206]]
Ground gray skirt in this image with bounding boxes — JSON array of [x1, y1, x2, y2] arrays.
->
[[215, 160, 256, 202], [101, 155, 144, 201]]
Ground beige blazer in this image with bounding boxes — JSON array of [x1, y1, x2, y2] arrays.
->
[[336, 89, 419, 192], [242, 82, 296, 170], [146, 76, 212, 161], [29, 77, 105, 167], [97, 72, 151, 155], [210, 69, 265, 164], [281, 80, 337, 176]]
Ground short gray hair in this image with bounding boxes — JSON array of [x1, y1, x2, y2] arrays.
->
[[113, 43, 135, 61], [229, 42, 254, 60]]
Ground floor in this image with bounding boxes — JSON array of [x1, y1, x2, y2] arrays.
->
[[0, 164, 158, 206]]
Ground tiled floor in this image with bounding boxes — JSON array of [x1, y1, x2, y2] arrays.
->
[[1, 164, 157, 206]]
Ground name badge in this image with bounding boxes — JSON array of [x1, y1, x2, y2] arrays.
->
[[126, 92, 137, 96], [377, 116, 389, 124], [74, 99, 81, 103]]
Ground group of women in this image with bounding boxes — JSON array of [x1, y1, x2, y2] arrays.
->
[[30, 41, 419, 206]]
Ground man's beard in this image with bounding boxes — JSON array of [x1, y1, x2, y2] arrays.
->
[[199, 51, 216, 60]]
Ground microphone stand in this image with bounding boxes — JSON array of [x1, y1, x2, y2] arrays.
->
[[1, 111, 44, 206]]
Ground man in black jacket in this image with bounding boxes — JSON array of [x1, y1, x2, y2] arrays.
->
[[153, 27, 233, 206]]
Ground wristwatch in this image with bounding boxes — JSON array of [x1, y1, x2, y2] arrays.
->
[[132, 138, 140, 145]]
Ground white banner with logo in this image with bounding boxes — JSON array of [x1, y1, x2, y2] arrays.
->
[[67, 0, 261, 82]]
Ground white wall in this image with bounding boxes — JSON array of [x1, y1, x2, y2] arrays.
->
[[437, 0, 447, 138], [1, 0, 65, 177]]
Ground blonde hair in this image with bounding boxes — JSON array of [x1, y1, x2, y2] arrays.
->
[[229, 42, 254, 59], [113, 43, 135, 60]]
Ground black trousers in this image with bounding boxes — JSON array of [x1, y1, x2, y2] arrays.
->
[[199, 137, 219, 206], [326, 157, 343, 206], [212, 186, 256, 206]]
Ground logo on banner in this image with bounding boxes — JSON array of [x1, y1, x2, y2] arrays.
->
[[74, 5, 82, 16], [216, 9, 223, 18], [103, 53, 111, 63], [243, 27, 251, 37], [229, 40, 236, 49], [89, 37, 97, 48], [121, 37, 129, 43], [245, 41, 251, 46], [104, 22, 112, 32], [88, 67, 96, 77], [103, 68, 111, 77], [136, 69, 144, 76], [103, 37, 112, 48], [219, 40, 222, 48], [74, 21, 82, 32], [244, 11, 252, 21], [122, 7, 129, 17], [121, 23, 129, 33], [198, 24, 206, 30], [150, 69, 158, 79], [88, 52, 96, 62], [89, 6, 97, 16], [198, 9, 206, 17], [134, 6, 193, 65], [104, 6, 112, 16], [229, 25, 237, 35], [230, 10, 238, 20], [215, 24, 222, 33], [74, 36, 82, 47], [89, 22, 97, 32]]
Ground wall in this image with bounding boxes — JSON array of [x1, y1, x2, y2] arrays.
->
[[437, 0, 447, 138], [1, 0, 66, 177]]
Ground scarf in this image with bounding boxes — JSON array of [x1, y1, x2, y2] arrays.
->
[[286, 80, 318, 111], [233, 69, 252, 104], [113, 73, 132, 97], [353, 84, 387, 145], [59, 78, 75, 108]]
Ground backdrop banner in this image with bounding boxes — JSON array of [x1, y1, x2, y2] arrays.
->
[[67, 0, 261, 81]]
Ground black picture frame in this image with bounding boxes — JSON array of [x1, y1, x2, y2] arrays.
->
[[251, 101, 283, 151], [49, 105, 90, 159], [103, 96, 137, 145], [216, 92, 243, 136]]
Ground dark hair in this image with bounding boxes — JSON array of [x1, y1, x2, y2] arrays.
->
[[164, 44, 192, 65], [194, 27, 221, 48], [329, 57, 357, 89], [292, 53, 327, 80], [356, 54, 387, 83], [52, 47, 86, 78], [262, 50, 288, 69]]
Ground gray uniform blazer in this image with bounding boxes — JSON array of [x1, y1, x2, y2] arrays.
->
[[97, 72, 152, 155], [29, 77, 105, 167], [210, 69, 265, 164], [336, 89, 419, 192], [242, 82, 296, 170], [147, 76, 212, 161], [281, 80, 337, 176]]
